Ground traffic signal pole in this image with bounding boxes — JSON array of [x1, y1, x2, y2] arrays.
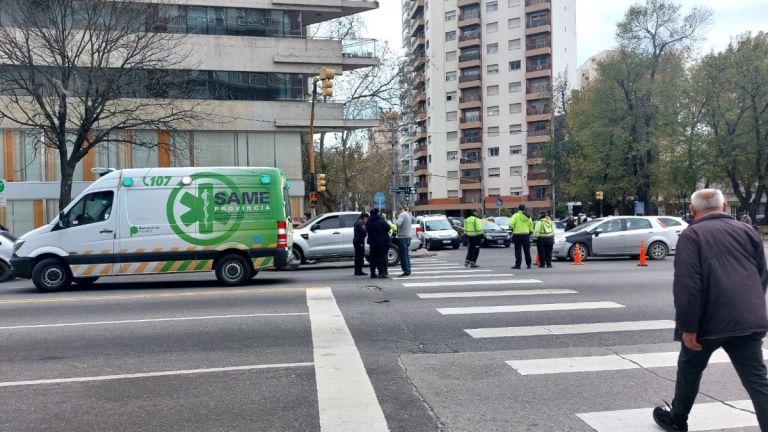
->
[[307, 68, 335, 218]]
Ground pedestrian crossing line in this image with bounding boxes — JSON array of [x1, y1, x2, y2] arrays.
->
[[409, 265, 466, 270], [418, 289, 577, 299], [393, 273, 517, 280], [405, 279, 542, 288], [465, 320, 675, 338], [438, 301, 623, 316], [411, 259, 448, 263], [507, 349, 768, 375], [409, 269, 493, 275], [576, 400, 756, 431]]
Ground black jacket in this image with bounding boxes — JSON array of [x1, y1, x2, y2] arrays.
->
[[673, 213, 768, 340], [353, 218, 366, 243], [366, 215, 391, 248]]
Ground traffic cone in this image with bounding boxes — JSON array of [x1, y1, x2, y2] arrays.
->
[[535, 252, 541, 267], [572, 244, 584, 265], [638, 240, 648, 267]]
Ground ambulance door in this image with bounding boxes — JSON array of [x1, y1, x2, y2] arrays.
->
[[59, 189, 118, 278]]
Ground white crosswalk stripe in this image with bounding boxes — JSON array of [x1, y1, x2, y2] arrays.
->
[[576, 400, 757, 431], [438, 301, 624, 315], [404, 279, 541, 288], [409, 266, 466, 270], [409, 269, 492, 274], [393, 273, 517, 280], [465, 320, 675, 338], [418, 289, 576, 299]]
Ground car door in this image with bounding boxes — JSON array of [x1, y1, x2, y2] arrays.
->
[[623, 218, 655, 254], [339, 214, 359, 256], [657, 217, 686, 249], [591, 219, 626, 255], [307, 215, 343, 256], [59, 189, 118, 277]]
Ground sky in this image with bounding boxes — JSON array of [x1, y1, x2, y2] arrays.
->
[[360, 0, 767, 66]]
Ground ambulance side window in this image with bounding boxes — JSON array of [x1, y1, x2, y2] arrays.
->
[[67, 191, 114, 227]]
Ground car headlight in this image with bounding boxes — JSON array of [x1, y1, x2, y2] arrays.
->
[[12, 240, 25, 254], [485, 234, 493, 240]]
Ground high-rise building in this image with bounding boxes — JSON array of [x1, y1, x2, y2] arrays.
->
[[0, 1, 380, 235], [403, 0, 575, 215]]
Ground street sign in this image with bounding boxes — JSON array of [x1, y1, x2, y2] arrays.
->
[[0, 179, 5, 207], [374, 191, 386, 209], [634, 201, 645, 215], [389, 186, 418, 194], [496, 198, 504, 207]]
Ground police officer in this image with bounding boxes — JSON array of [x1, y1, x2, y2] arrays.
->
[[509, 204, 534, 269], [533, 211, 555, 268], [464, 209, 483, 268], [353, 212, 369, 276], [366, 208, 390, 279]]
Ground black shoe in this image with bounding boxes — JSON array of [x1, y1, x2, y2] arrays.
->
[[539, 266, 545, 268], [399, 272, 411, 277], [378, 274, 388, 279], [465, 261, 470, 268], [512, 265, 521, 270], [546, 265, 552, 268], [653, 404, 687, 432], [527, 265, 532, 269], [355, 272, 368, 276], [370, 274, 378, 279], [469, 263, 479, 268]]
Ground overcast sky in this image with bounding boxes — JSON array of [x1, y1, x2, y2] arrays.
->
[[359, 0, 767, 65]]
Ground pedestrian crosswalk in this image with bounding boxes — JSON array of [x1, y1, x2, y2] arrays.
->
[[403, 254, 760, 430]]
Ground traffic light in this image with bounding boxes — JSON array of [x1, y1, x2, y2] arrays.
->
[[319, 67, 335, 98], [595, 191, 604, 200], [309, 192, 318, 207], [317, 173, 327, 193]]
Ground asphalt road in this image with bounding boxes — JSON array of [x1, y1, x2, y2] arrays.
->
[[0, 246, 761, 431]]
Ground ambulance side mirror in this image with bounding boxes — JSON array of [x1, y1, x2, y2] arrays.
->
[[58, 211, 69, 228]]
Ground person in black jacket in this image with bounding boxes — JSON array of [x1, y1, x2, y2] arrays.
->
[[654, 189, 768, 432], [353, 212, 369, 276], [366, 208, 390, 279]]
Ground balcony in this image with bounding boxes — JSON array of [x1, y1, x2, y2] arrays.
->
[[413, 90, 426, 105], [526, 17, 551, 30], [459, 113, 482, 129], [459, 136, 482, 150], [462, 196, 484, 204], [411, 17, 424, 36], [458, 51, 481, 63], [412, 129, 427, 142], [458, 9, 481, 27], [528, 194, 553, 202], [459, 31, 481, 49], [460, 161, 480, 170], [527, 60, 552, 72], [459, 93, 482, 109], [460, 177, 482, 190], [414, 110, 427, 121], [414, 199, 429, 207], [525, 0, 551, 13], [459, 75, 482, 89], [410, 0, 424, 19], [457, 0, 481, 9], [527, 128, 551, 144], [526, 82, 551, 99], [526, 37, 551, 56], [413, 145, 428, 158]]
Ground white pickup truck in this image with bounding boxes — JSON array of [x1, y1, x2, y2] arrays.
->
[[291, 211, 421, 267]]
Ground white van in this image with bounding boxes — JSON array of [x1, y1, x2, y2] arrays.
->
[[416, 215, 460, 250], [11, 167, 293, 292]]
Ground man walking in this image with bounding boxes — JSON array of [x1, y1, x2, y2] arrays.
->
[[654, 189, 768, 431], [353, 211, 369, 276], [509, 204, 534, 269], [366, 208, 390, 279], [395, 206, 413, 277], [463, 209, 483, 268], [533, 211, 555, 268]]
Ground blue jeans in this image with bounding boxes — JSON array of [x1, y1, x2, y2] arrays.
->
[[398, 237, 411, 273]]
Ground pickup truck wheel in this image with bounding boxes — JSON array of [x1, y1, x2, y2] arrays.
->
[[32, 258, 72, 292], [215, 254, 252, 286], [0, 261, 10, 282], [73, 277, 99, 286]]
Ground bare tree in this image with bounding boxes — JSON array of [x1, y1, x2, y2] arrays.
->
[[0, 0, 206, 209]]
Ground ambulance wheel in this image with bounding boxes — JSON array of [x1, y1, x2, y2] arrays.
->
[[32, 258, 72, 292], [0, 261, 10, 282], [73, 277, 99, 286], [215, 254, 252, 286]]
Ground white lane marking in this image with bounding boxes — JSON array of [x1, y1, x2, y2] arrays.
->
[[0, 313, 308, 330], [393, 273, 517, 280], [507, 349, 768, 375], [438, 301, 623, 315], [409, 265, 465, 268], [577, 400, 756, 431], [405, 279, 542, 288], [466, 320, 675, 338], [409, 270, 492, 274], [418, 289, 577, 299], [0, 363, 314, 388], [307, 288, 389, 432], [410, 259, 447, 263]]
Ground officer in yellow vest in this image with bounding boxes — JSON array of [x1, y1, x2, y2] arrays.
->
[[463, 209, 484, 268], [510, 204, 534, 269]]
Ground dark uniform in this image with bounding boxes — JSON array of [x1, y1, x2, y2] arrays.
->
[[366, 210, 390, 279], [353, 213, 368, 276]]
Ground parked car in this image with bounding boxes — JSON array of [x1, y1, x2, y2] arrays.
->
[[291, 212, 420, 266], [552, 216, 687, 261], [553, 220, 566, 235], [480, 220, 512, 247], [0, 228, 14, 282], [489, 216, 511, 233], [417, 215, 461, 250]]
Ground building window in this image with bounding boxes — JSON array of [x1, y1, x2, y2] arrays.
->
[[488, 188, 501, 196], [486, 43, 498, 54], [508, 39, 521, 50], [488, 167, 501, 177], [509, 103, 522, 113], [509, 146, 522, 155], [447, 91, 457, 101], [510, 189, 523, 196], [445, 10, 456, 21], [508, 17, 521, 28], [488, 147, 499, 156], [509, 124, 522, 134], [486, 22, 498, 33], [487, 64, 499, 75], [446, 51, 457, 61], [446, 71, 457, 81], [509, 81, 521, 93], [446, 31, 456, 41], [447, 151, 458, 160], [509, 60, 521, 70], [448, 171, 459, 179], [508, 0, 521, 6], [488, 126, 500, 137], [447, 132, 458, 141], [447, 111, 458, 121], [487, 85, 499, 96], [487, 106, 499, 117], [487, 1, 498, 12], [447, 190, 459, 198]]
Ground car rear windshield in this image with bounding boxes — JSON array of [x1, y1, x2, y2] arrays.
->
[[425, 220, 452, 231]]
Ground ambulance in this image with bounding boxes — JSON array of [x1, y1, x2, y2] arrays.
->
[[10, 167, 293, 292]]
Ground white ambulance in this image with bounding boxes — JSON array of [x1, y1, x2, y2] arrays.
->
[[11, 167, 293, 292]]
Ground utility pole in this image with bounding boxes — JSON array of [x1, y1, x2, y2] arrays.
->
[[307, 67, 335, 217], [390, 125, 398, 211]]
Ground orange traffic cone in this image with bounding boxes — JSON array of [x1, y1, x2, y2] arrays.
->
[[638, 240, 648, 267], [572, 244, 584, 265], [535, 252, 541, 267]]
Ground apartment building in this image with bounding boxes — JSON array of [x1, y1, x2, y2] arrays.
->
[[0, 0, 380, 235], [404, 0, 575, 215]]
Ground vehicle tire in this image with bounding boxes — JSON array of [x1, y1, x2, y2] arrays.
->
[[568, 243, 589, 262], [504, 242, 511, 248], [73, 277, 99, 286], [452, 243, 460, 250], [425, 241, 434, 251], [647, 241, 668, 260], [387, 245, 400, 266], [0, 261, 10, 282], [215, 254, 252, 286], [32, 258, 72, 292]]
